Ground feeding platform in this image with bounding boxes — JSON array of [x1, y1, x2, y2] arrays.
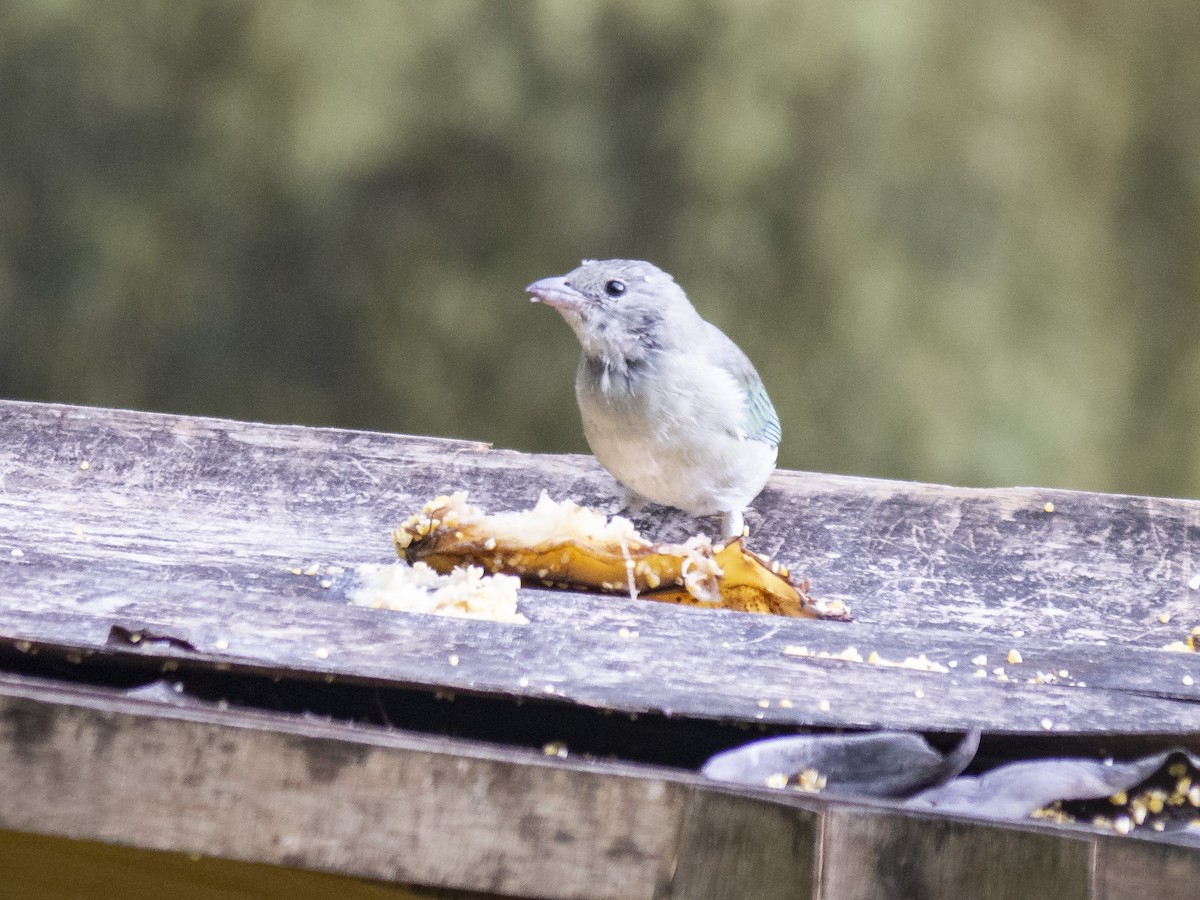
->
[[1, 398, 1198, 899]]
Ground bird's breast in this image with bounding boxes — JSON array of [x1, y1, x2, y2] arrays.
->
[[574, 356, 776, 515]]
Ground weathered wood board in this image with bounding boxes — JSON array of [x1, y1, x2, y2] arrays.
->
[[2, 671, 1199, 900], [0, 399, 1198, 742]]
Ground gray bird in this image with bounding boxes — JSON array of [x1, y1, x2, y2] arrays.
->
[[527, 259, 780, 539]]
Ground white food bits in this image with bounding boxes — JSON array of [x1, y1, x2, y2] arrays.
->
[[79, 460, 90, 471], [315, 646, 330, 659], [214, 638, 229, 651], [10, 549, 23, 558], [1007, 649, 1023, 665]]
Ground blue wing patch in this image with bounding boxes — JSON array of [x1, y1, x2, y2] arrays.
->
[[741, 376, 782, 446]]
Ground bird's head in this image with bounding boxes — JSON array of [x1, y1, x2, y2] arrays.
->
[[527, 259, 696, 365]]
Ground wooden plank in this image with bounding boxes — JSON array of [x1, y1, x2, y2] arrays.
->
[[9, 669, 1200, 899], [661, 789, 818, 900], [0, 399, 1198, 740], [1092, 834, 1200, 900], [2, 397, 1195, 645], [819, 806, 1093, 900], [0, 672, 687, 900], [2, 567, 1199, 742]]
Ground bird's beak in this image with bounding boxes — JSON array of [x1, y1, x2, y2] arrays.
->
[[526, 276, 585, 311]]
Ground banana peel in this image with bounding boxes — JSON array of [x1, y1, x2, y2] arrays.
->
[[394, 492, 849, 620]]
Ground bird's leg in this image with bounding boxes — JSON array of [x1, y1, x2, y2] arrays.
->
[[720, 509, 746, 542], [617, 490, 648, 518]]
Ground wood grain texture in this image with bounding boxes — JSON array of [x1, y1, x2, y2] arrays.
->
[[661, 789, 818, 900], [1092, 834, 1200, 900], [1, 667, 1193, 900], [0, 673, 687, 900], [0, 399, 1198, 741], [820, 806, 1093, 900]]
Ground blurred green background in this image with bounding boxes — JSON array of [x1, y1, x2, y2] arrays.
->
[[1, 0, 1197, 496]]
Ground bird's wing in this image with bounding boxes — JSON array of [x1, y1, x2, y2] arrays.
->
[[705, 323, 782, 447]]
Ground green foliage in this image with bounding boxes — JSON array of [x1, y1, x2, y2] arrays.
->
[[1, 0, 1197, 496]]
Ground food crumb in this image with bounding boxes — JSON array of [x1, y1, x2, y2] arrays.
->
[[779, 698, 794, 708], [914, 688, 925, 699], [1190, 574, 1200, 591], [214, 638, 229, 651], [304, 563, 321, 576], [1007, 649, 1023, 665], [971, 654, 987, 667], [1184, 675, 1195, 686], [818, 699, 831, 712], [319, 579, 332, 589], [542, 741, 568, 758], [756, 699, 770, 708], [617, 627, 639, 639], [764, 773, 789, 789], [10, 549, 23, 558], [1043, 502, 1055, 513], [1040, 718, 1054, 730], [315, 646, 330, 659], [448, 654, 460, 666], [79, 460, 90, 471], [1159, 613, 1173, 624], [290, 567, 303, 576]]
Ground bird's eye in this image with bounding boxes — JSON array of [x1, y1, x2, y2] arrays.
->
[[604, 279, 626, 298]]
